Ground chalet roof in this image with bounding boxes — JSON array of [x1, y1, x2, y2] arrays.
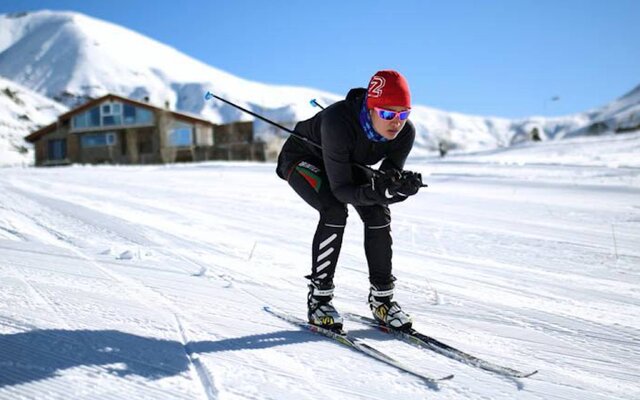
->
[[25, 122, 57, 143], [25, 93, 215, 143]]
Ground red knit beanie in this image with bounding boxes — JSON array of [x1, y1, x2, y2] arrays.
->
[[366, 70, 411, 110]]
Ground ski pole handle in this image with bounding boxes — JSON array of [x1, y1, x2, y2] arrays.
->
[[310, 99, 326, 110]]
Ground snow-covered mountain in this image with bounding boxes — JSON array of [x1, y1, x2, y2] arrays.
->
[[0, 10, 638, 166], [0, 10, 340, 124], [0, 75, 67, 166], [564, 84, 640, 138]]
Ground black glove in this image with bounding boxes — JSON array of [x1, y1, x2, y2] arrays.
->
[[367, 169, 404, 203], [396, 170, 423, 197]]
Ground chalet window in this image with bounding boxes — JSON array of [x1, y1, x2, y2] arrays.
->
[[135, 108, 153, 124], [81, 132, 117, 148], [123, 104, 136, 124], [101, 103, 122, 126], [72, 102, 153, 130], [122, 104, 153, 125], [90, 107, 100, 126], [48, 139, 67, 160], [168, 122, 193, 147], [102, 115, 122, 126], [72, 113, 87, 129], [72, 106, 100, 129]]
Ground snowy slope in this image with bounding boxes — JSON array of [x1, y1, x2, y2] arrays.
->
[[425, 131, 640, 169], [0, 76, 68, 166], [0, 10, 341, 124], [571, 84, 640, 136], [1, 133, 639, 399]]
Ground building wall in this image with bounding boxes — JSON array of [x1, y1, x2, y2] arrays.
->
[[67, 134, 80, 163], [132, 127, 162, 164], [214, 121, 253, 144], [212, 142, 266, 161], [37, 123, 72, 166], [157, 110, 173, 163], [212, 121, 265, 161], [195, 123, 214, 146], [35, 140, 46, 165]]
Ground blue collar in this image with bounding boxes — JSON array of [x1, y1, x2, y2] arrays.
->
[[359, 97, 388, 143]]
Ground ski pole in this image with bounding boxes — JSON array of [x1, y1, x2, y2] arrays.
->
[[204, 91, 322, 151], [310, 98, 325, 110], [204, 91, 378, 175]]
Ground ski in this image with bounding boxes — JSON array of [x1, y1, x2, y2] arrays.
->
[[264, 306, 454, 385], [344, 313, 538, 379]]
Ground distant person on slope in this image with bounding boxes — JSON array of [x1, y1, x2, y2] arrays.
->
[[276, 70, 423, 332]]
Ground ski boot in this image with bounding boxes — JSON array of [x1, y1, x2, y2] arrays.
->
[[307, 280, 343, 332], [368, 282, 412, 331]]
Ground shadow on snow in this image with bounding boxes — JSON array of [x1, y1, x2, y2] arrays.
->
[[0, 328, 329, 388]]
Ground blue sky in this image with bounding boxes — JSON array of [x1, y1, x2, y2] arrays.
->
[[2, 0, 639, 118]]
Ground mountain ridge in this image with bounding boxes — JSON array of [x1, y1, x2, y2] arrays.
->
[[0, 9, 637, 166]]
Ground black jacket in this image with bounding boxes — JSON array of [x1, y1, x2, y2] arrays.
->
[[276, 88, 416, 206]]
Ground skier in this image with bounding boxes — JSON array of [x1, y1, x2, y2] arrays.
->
[[276, 70, 423, 332]]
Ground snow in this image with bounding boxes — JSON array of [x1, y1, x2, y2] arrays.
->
[[428, 132, 640, 171], [1, 133, 639, 399], [0, 76, 68, 166]]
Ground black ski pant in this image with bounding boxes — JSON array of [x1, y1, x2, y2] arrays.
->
[[287, 158, 394, 286]]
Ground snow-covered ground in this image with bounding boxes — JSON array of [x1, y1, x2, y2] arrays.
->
[[0, 133, 639, 399]]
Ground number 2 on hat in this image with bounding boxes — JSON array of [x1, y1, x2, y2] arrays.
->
[[368, 76, 386, 97]]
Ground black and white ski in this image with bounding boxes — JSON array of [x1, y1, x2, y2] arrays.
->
[[264, 306, 454, 385], [344, 312, 538, 379]]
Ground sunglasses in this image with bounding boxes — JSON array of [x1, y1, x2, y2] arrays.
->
[[373, 107, 411, 121]]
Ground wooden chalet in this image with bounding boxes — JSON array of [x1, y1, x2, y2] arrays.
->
[[24, 94, 265, 166]]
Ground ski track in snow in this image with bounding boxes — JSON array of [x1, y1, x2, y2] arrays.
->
[[1, 136, 639, 399]]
